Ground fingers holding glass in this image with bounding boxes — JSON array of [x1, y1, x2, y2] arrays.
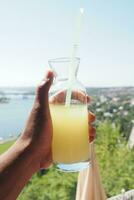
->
[[49, 90, 90, 104]]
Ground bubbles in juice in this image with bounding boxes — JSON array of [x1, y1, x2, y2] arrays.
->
[[50, 104, 89, 164]]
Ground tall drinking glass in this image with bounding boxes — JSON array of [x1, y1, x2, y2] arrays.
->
[[49, 57, 90, 172]]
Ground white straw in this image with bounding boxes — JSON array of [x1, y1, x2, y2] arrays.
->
[[65, 8, 84, 106]]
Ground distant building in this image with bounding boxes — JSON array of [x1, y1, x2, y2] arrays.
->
[[96, 108, 103, 112], [130, 98, 134, 106], [123, 111, 128, 116], [119, 106, 123, 111], [104, 112, 113, 118], [113, 109, 117, 113], [100, 95, 107, 103], [96, 102, 101, 106], [128, 126, 134, 149], [112, 97, 120, 102]]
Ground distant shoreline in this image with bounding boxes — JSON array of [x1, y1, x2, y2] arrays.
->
[[0, 136, 17, 144]]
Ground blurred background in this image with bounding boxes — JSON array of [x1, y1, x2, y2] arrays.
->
[[0, 0, 134, 199]]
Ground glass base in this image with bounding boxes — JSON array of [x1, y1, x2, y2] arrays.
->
[[55, 160, 91, 172]]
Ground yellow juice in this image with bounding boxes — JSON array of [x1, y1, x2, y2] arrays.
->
[[50, 104, 89, 164]]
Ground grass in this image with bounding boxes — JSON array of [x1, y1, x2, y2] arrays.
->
[[0, 140, 15, 154]]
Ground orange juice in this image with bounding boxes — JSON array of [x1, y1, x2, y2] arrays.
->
[[50, 104, 89, 164]]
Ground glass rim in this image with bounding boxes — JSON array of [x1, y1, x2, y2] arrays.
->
[[48, 57, 80, 64]]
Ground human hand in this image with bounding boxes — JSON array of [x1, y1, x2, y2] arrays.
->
[[20, 70, 54, 169]]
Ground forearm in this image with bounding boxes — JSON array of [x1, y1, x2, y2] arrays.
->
[[0, 138, 39, 200]]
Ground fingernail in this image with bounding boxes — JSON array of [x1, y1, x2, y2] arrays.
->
[[40, 78, 50, 86]]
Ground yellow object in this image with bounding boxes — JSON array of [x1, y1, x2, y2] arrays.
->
[[50, 104, 89, 164]]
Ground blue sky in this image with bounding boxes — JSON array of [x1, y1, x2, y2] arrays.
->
[[0, 0, 134, 87]]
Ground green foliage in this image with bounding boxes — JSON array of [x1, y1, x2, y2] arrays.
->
[[18, 168, 77, 200], [0, 140, 15, 154], [95, 121, 134, 197]]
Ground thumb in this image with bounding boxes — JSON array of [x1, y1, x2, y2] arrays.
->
[[36, 70, 54, 107]]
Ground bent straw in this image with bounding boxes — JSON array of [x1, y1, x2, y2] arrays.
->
[[65, 8, 84, 107]]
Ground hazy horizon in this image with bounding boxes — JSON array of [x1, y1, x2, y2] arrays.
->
[[0, 85, 134, 89]]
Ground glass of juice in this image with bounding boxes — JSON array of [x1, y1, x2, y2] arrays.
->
[[49, 57, 90, 172]]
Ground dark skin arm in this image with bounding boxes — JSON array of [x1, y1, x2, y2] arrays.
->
[[0, 70, 95, 200]]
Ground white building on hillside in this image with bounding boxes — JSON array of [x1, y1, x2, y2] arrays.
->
[[128, 125, 134, 149]]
